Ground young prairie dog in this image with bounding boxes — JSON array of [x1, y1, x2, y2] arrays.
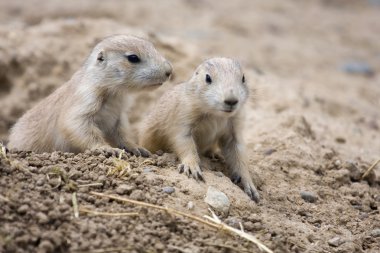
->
[[140, 58, 260, 202], [8, 35, 172, 156]]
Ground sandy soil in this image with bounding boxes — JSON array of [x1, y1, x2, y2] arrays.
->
[[0, 0, 379, 252]]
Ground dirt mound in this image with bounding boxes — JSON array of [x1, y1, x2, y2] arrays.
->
[[0, 150, 257, 253]]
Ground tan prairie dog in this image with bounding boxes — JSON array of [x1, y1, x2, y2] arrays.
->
[[8, 35, 172, 156], [140, 57, 260, 202]]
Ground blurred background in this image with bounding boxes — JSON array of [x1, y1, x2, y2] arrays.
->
[[0, 0, 379, 154]]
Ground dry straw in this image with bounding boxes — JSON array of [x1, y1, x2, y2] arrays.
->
[[79, 207, 139, 217], [90, 191, 273, 253], [362, 159, 380, 180]]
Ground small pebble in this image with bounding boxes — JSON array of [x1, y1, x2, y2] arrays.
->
[[370, 228, 380, 238], [162, 186, 175, 194], [340, 61, 374, 77], [143, 167, 153, 173], [36, 178, 45, 186], [214, 171, 224, 177], [204, 186, 230, 215], [300, 191, 318, 203], [187, 201, 194, 210], [17, 204, 29, 215], [116, 184, 134, 195], [335, 137, 346, 144], [328, 237, 344, 247], [36, 212, 49, 224], [263, 148, 276, 156], [156, 150, 164, 156], [368, 0, 380, 6], [38, 240, 54, 252], [48, 178, 61, 188]]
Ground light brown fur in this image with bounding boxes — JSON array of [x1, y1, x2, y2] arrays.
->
[[140, 58, 260, 202], [8, 35, 172, 156]]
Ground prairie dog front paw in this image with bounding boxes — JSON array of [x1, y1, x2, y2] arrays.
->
[[178, 161, 204, 181], [231, 171, 260, 203]]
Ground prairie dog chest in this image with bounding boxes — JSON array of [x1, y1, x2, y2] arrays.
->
[[95, 94, 125, 132], [192, 115, 229, 152]]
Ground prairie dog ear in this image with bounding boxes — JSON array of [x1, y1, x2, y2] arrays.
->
[[96, 51, 105, 64]]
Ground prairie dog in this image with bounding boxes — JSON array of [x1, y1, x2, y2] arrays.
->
[[140, 58, 260, 202], [8, 35, 172, 156]]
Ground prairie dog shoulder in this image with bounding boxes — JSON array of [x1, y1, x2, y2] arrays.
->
[[8, 35, 172, 155], [140, 57, 260, 202]]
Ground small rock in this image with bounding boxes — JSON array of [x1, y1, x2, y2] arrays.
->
[[187, 201, 194, 210], [38, 240, 54, 252], [340, 61, 374, 77], [143, 167, 153, 173], [116, 184, 134, 195], [328, 237, 344, 247], [36, 212, 49, 224], [162, 186, 175, 194], [263, 148, 276, 156], [368, 0, 380, 6], [50, 152, 60, 162], [214, 171, 224, 177], [300, 191, 318, 203], [17, 204, 29, 215], [48, 178, 61, 188], [156, 150, 164, 156], [335, 137, 346, 144], [204, 186, 230, 215], [370, 228, 380, 238]]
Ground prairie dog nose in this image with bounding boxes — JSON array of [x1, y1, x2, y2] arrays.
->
[[164, 61, 173, 77], [224, 98, 239, 106]]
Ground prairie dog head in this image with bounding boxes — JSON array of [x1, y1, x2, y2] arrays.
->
[[190, 57, 248, 116], [84, 35, 172, 90]]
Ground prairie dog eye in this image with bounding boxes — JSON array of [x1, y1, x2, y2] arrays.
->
[[126, 54, 141, 63], [242, 75, 245, 83], [205, 74, 212, 84]]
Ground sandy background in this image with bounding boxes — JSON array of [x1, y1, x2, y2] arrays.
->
[[0, 0, 379, 252]]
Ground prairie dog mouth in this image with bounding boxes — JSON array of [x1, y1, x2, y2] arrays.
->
[[222, 108, 234, 113]]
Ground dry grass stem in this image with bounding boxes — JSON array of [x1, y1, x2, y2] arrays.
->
[[90, 191, 219, 227], [362, 159, 380, 179], [72, 192, 79, 218], [0, 143, 8, 161], [203, 242, 251, 253], [138, 159, 156, 167], [79, 207, 139, 217], [90, 191, 273, 253], [78, 183, 104, 188], [204, 209, 273, 253], [108, 156, 131, 177]]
